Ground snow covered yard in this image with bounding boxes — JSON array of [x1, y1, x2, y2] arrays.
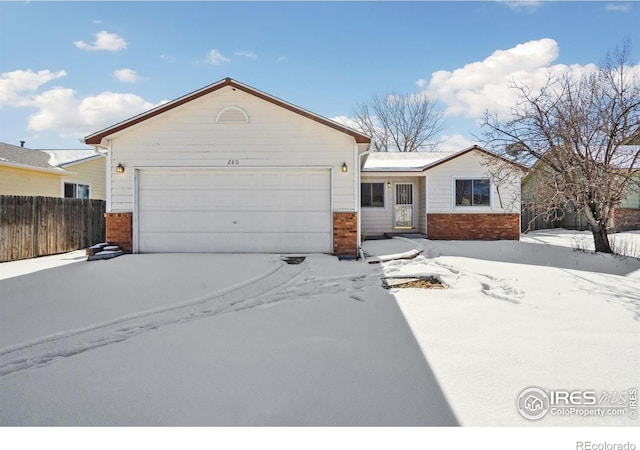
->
[[0, 230, 638, 427], [366, 230, 640, 426]]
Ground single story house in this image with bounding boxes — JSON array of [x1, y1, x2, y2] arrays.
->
[[85, 78, 525, 256], [0, 141, 106, 200], [361, 146, 527, 240]]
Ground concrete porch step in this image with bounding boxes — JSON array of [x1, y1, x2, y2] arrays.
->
[[86, 242, 124, 261]]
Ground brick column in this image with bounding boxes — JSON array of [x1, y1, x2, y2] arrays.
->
[[105, 212, 133, 253], [333, 212, 358, 256]]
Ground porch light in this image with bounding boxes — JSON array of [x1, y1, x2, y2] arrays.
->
[[387, 181, 391, 188], [116, 163, 125, 174], [341, 162, 348, 173]]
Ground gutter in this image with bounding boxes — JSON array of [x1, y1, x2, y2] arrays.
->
[[0, 160, 71, 175]]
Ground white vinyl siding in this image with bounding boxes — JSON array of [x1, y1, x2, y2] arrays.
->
[[108, 86, 356, 214], [426, 151, 520, 214], [361, 176, 424, 236]]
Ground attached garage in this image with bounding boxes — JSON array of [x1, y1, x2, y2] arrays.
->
[[136, 168, 332, 253], [85, 78, 370, 256]]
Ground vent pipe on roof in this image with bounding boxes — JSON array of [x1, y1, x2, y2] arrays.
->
[[20, 140, 25, 147]]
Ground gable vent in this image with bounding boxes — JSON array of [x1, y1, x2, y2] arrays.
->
[[216, 106, 249, 124]]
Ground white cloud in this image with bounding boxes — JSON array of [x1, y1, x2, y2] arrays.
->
[[27, 88, 157, 137], [503, 1, 542, 11], [330, 115, 362, 131], [235, 51, 258, 60], [206, 49, 231, 65], [437, 134, 477, 153], [605, 3, 631, 12], [421, 38, 600, 119], [74, 31, 127, 52], [113, 68, 141, 83], [0, 69, 67, 107], [160, 54, 176, 63]]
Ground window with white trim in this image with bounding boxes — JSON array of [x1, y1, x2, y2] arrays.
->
[[361, 183, 385, 207], [64, 182, 90, 199], [455, 179, 490, 206]]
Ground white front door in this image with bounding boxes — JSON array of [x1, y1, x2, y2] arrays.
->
[[394, 183, 414, 229]]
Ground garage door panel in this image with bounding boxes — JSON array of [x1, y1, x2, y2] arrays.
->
[[137, 169, 332, 253], [140, 211, 330, 233], [140, 231, 330, 254]]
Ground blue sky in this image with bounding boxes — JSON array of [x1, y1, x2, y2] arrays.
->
[[1, 1, 639, 150]]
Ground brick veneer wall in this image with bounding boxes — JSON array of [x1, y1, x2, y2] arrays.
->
[[614, 208, 640, 232], [105, 212, 133, 253], [427, 213, 520, 240], [333, 212, 358, 256]]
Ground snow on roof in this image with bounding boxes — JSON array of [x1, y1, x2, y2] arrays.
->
[[362, 151, 457, 172], [41, 149, 104, 167], [611, 145, 640, 169]]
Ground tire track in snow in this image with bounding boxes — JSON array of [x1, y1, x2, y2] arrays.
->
[[0, 260, 307, 378]]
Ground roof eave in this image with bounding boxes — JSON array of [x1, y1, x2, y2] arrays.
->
[[0, 160, 70, 175], [362, 168, 426, 173], [59, 154, 105, 168]]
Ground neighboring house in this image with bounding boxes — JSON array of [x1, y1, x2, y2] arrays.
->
[[361, 145, 527, 240], [85, 78, 371, 255], [521, 146, 640, 232], [0, 142, 106, 200]]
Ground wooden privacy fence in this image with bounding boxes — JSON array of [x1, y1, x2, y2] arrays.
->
[[521, 206, 589, 233], [0, 196, 106, 263]]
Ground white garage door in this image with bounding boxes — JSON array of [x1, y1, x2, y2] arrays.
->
[[136, 168, 332, 253]]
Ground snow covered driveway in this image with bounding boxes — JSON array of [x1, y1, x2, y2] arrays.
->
[[0, 253, 456, 426]]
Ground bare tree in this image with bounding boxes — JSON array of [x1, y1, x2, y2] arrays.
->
[[352, 92, 446, 152], [482, 41, 640, 253]]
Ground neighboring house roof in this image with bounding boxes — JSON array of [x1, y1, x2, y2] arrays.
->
[[0, 142, 68, 174], [0, 142, 104, 175], [362, 145, 529, 173], [85, 77, 372, 146], [610, 145, 640, 169], [522, 144, 640, 184], [41, 149, 105, 168]]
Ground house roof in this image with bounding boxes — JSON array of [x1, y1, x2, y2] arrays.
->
[[0, 142, 69, 174], [41, 149, 105, 168], [85, 77, 372, 146], [362, 145, 529, 173], [0, 142, 104, 175], [363, 151, 457, 172], [0, 142, 55, 169], [522, 144, 640, 183]]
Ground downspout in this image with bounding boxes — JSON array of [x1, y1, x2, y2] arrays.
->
[[104, 138, 112, 212], [357, 150, 372, 260]]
